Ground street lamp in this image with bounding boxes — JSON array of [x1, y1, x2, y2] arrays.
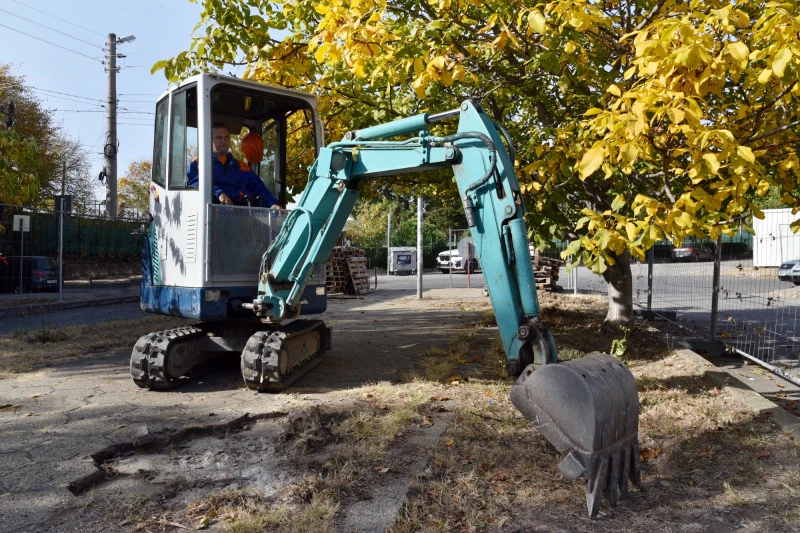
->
[[117, 34, 136, 44]]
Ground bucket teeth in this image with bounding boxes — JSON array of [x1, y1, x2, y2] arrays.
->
[[584, 442, 641, 517], [510, 353, 641, 518]]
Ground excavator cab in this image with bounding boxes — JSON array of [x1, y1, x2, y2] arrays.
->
[[142, 74, 327, 320]]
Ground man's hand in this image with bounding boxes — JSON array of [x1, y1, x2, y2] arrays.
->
[[218, 193, 233, 205]]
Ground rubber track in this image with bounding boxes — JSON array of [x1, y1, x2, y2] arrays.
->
[[241, 319, 327, 392], [130, 326, 205, 390]]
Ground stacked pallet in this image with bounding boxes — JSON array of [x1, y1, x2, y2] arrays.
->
[[326, 246, 370, 295], [531, 252, 562, 291], [347, 257, 370, 295]]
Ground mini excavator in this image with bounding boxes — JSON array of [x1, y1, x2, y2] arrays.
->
[[132, 74, 640, 517]]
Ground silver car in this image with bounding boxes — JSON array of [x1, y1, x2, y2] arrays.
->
[[778, 259, 800, 285]]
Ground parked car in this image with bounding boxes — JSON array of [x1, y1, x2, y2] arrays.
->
[[0, 256, 60, 293], [778, 259, 800, 285], [670, 243, 715, 262], [436, 250, 480, 274]]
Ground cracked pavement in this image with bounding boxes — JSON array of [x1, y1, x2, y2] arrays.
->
[[0, 288, 488, 532]]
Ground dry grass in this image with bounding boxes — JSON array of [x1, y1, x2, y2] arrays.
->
[[0, 315, 191, 374], [391, 292, 800, 532]]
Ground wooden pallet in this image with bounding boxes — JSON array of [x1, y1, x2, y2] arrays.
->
[[531, 251, 562, 291], [326, 246, 370, 295]]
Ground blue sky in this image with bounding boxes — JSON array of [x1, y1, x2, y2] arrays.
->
[[2, 0, 205, 200]]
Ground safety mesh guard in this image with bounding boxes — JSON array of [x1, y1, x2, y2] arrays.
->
[[206, 205, 325, 285]]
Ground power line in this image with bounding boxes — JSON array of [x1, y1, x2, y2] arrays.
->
[[0, 23, 102, 62], [0, 7, 103, 50], [10, 0, 105, 37], [30, 87, 103, 103], [118, 93, 161, 96]]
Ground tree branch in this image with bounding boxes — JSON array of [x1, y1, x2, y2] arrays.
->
[[744, 118, 800, 144], [634, 0, 667, 31]]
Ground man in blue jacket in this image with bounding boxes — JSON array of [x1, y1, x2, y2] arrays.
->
[[187, 122, 279, 208]]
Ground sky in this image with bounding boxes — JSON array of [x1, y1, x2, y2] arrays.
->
[[1, 0, 205, 202]]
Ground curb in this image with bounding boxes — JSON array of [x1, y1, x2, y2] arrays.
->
[[0, 295, 141, 319], [673, 348, 800, 439]]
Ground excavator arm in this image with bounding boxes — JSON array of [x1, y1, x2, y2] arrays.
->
[[251, 100, 552, 373], [246, 100, 641, 517]]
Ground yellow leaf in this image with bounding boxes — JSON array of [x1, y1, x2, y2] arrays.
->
[[757, 180, 770, 196], [623, 66, 636, 80], [727, 41, 749, 63], [444, 439, 455, 446], [314, 4, 329, 14], [607, 84, 621, 96], [737, 145, 755, 163], [625, 222, 636, 241], [353, 58, 366, 78], [578, 145, 605, 179], [493, 31, 509, 51], [773, 47, 792, 78], [584, 108, 603, 117], [527, 10, 546, 34], [314, 42, 330, 64], [565, 41, 576, 54], [757, 68, 772, 84], [414, 57, 424, 76], [703, 153, 720, 175], [668, 108, 685, 125]]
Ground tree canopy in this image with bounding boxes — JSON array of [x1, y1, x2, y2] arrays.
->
[[0, 65, 96, 210], [159, 0, 800, 322], [119, 159, 152, 217]]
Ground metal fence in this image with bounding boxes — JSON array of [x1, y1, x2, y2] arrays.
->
[[0, 203, 148, 292], [620, 230, 800, 386]]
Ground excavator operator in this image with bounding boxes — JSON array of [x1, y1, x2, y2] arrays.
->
[[187, 122, 278, 208]]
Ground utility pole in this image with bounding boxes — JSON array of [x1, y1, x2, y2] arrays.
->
[[105, 33, 118, 218], [416, 197, 423, 299], [386, 211, 391, 275], [61, 160, 66, 195]]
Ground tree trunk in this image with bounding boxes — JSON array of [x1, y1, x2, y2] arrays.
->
[[601, 250, 634, 326]]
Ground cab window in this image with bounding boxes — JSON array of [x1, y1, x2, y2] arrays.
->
[[169, 87, 199, 188], [152, 97, 168, 188]]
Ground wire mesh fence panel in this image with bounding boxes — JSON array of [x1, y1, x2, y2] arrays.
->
[[635, 228, 799, 386], [0, 203, 149, 293], [714, 242, 800, 385]]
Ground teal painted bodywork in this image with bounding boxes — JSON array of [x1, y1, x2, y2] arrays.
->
[[254, 101, 548, 368]]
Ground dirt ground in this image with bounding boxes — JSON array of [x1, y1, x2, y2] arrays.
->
[[0, 289, 798, 532]]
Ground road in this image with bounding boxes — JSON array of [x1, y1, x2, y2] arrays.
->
[[4, 263, 799, 383]]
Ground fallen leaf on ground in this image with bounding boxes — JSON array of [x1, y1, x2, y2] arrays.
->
[[777, 383, 785, 388], [433, 396, 451, 401], [375, 466, 390, 473], [751, 449, 769, 459], [422, 417, 433, 427], [0, 405, 21, 412], [491, 485, 503, 494], [776, 392, 787, 398], [444, 439, 455, 446], [640, 447, 662, 460], [784, 402, 797, 410]]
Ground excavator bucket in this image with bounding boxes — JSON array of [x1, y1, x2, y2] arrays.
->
[[510, 353, 640, 518]]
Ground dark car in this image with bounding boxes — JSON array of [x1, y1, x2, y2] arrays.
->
[[670, 243, 715, 262], [0, 256, 60, 293]]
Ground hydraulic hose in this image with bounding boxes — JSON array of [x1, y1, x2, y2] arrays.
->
[[492, 120, 516, 166], [434, 131, 497, 193]]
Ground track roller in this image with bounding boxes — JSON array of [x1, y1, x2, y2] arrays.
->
[[130, 326, 208, 390], [241, 319, 330, 392]]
